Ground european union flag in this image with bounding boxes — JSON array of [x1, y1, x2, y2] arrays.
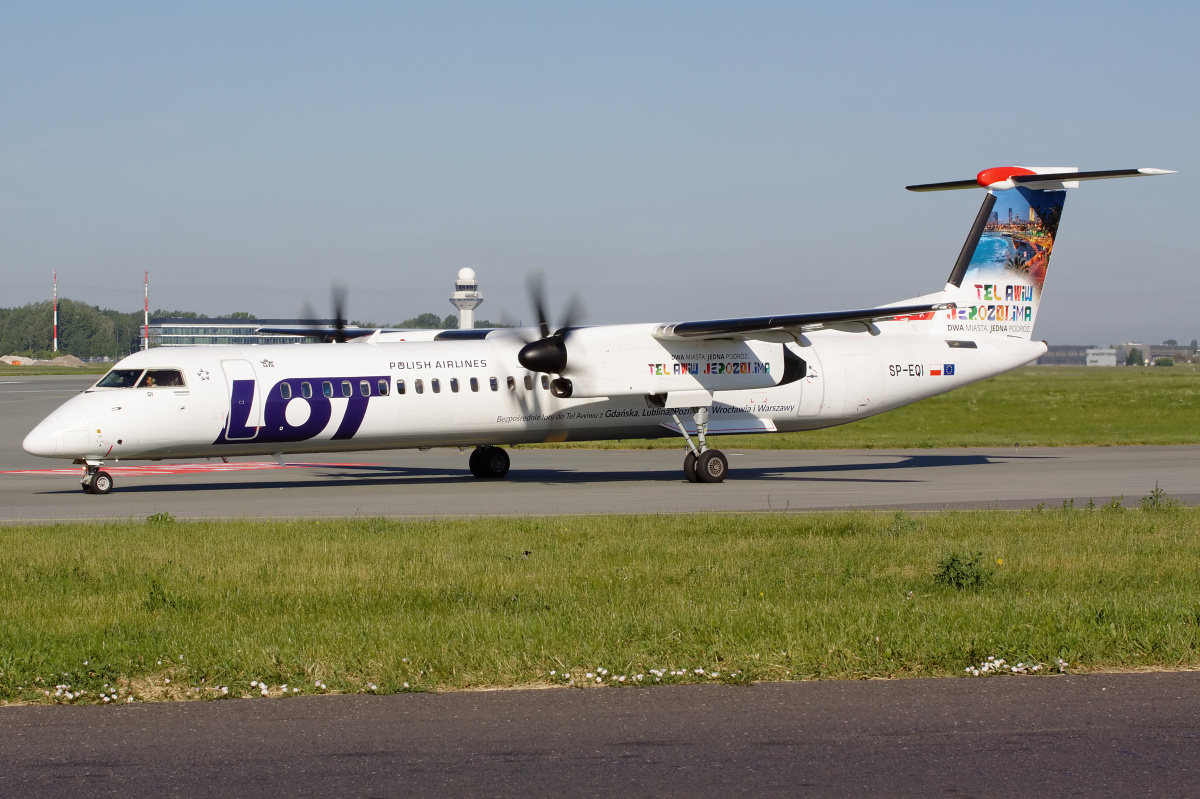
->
[[944, 364, 955, 376]]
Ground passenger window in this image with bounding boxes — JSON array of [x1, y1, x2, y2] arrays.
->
[[341, 380, 352, 398], [138, 369, 186, 388], [378, 379, 389, 396], [322, 381, 333, 398], [280, 383, 292, 400], [541, 374, 549, 390], [507, 376, 516, 391], [96, 369, 144, 389], [432, 378, 441, 393], [301, 382, 312, 399], [396, 379, 406, 395], [360, 380, 370, 397], [415, 379, 424, 394], [471, 377, 479, 392], [450, 378, 459, 393], [490, 377, 498, 392], [524, 375, 533, 391]]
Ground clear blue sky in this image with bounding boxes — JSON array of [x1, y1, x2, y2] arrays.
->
[[2, 1, 1194, 345]]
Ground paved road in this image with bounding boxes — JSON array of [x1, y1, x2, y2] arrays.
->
[[3, 673, 1198, 798], [2, 375, 1196, 521]]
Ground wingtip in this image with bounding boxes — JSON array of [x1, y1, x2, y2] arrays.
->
[[1137, 168, 1176, 176]]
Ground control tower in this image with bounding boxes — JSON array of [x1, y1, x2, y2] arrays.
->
[[450, 268, 483, 330]]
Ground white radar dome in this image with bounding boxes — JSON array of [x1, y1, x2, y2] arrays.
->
[[456, 268, 477, 283]]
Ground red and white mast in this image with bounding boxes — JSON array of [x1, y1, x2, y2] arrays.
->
[[52, 271, 58, 353], [143, 271, 149, 351]]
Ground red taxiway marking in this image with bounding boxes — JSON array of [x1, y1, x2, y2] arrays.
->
[[1, 462, 386, 476]]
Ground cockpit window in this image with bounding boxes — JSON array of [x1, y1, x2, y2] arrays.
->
[[137, 369, 186, 388], [95, 369, 144, 389]]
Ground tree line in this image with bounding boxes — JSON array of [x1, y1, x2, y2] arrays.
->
[[0, 300, 509, 358]]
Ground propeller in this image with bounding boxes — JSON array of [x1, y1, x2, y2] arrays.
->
[[517, 274, 584, 376], [291, 283, 351, 342]]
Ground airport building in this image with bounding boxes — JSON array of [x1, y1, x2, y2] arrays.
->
[[148, 318, 328, 347]]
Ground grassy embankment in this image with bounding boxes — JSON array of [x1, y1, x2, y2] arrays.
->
[[526, 366, 1200, 449], [3, 504, 1198, 704]]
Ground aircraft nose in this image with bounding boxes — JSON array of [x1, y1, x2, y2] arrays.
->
[[23, 416, 61, 458]]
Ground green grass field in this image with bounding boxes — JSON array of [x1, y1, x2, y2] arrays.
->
[[3, 503, 1198, 704], [529, 366, 1200, 449]]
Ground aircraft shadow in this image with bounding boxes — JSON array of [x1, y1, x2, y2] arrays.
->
[[33, 453, 1040, 495]]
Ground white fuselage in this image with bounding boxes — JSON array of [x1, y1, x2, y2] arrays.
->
[[23, 323, 1046, 462]]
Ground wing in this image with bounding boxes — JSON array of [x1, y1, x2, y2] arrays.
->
[[255, 325, 381, 341], [652, 301, 954, 341]]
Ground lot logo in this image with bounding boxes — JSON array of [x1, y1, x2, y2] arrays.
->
[[214, 376, 389, 445]]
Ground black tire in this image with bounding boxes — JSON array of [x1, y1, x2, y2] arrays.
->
[[683, 451, 699, 483], [81, 480, 94, 494], [468, 447, 485, 478], [481, 446, 510, 479], [91, 471, 114, 495], [696, 450, 728, 483]]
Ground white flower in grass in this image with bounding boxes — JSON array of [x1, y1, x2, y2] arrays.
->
[[595, 677, 602, 683], [250, 681, 258, 687], [585, 673, 594, 680], [281, 684, 288, 692], [550, 671, 556, 676], [563, 673, 570, 680], [221, 687, 229, 694], [293, 688, 299, 693], [618, 676, 625, 683], [403, 682, 410, 688], [694, 669, 704, 675]]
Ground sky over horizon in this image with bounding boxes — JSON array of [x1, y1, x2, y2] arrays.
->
[[2, 1, 1195, 345]]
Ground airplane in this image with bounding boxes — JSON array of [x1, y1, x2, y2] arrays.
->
[[23, 165, 1173, 494]]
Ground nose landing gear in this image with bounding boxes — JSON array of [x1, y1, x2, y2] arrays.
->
[[671, 406, 727, 483], [81, 462, 114, 494]]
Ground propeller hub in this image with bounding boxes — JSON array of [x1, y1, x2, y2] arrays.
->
[[518, 336, 568, 374]]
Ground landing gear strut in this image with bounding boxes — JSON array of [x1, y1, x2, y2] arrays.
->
[[469, 446, 511, 479], [81, 462, 114, 495], [671, 406, 727, 483]]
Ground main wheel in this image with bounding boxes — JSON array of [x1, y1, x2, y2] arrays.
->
[[91, 471, 114, 495], [468, 447, 485, 478], [683, 451, 699, 483], [479, 446, 510, 479], [696, 450, 728, 483]]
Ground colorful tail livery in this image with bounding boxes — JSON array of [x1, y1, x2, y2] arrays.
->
[[907, 166, 1174, 339]]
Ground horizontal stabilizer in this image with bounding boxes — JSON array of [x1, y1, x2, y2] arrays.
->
[[654, 302, 954, 341], [908, 166, 1174, 192]]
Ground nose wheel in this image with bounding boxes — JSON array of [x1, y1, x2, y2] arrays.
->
[[81, 464, 114, 495]]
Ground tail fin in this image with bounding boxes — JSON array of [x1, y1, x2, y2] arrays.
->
[[907, 166, 1173, 339]]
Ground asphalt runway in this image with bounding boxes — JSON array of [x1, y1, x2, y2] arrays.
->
[[1, 375, 1196, 521], [3, 673, 1199, 798]]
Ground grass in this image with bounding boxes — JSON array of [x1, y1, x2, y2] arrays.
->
[[3, 504, 1199, 704], [525, 366, 1200, 449]]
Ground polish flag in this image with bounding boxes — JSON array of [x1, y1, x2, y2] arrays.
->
[[928, 364, 942, 376]]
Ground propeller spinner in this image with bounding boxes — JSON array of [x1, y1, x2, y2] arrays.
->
[[516, 275, 583, 395]]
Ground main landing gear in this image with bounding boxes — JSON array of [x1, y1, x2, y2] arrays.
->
[[671, 406, 728, 483], [469, 445, 511, 479], [81, 462, 114, 495]]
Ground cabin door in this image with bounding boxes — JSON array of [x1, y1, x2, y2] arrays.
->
[[220, 359, 261, 440]]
